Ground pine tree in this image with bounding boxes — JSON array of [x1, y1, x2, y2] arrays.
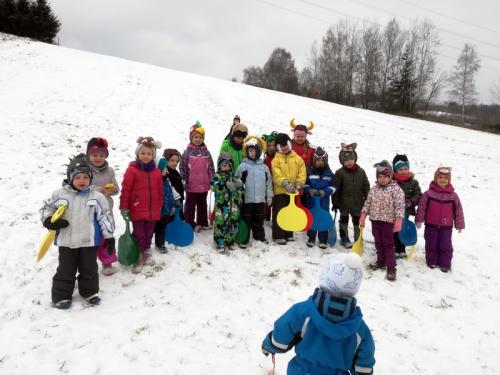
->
[[31, 0, 61, 43], [0, 0, 18, 35], [388, 48, 417, 113]]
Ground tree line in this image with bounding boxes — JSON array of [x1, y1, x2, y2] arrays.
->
[[0, 0, 61, 44], [242, 18, 490, 126]]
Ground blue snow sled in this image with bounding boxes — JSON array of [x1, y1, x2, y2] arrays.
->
[[398, 217, 417, 246], [310, 197, 333, 232], [165, 206, 194, 247]]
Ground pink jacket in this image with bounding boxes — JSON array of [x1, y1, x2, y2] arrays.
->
[[180, 143, 215, 193], [362, 180, 405, 223], [416, 182, 465, 229]]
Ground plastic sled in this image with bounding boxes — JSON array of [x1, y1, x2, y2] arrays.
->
[[235, 218, 250, 245], [277, 193, 310, 232], [351, 225, 364, 256], [294, 193, 313, 231], [118, 219, 140, 266], [37, 205, 67, 262], [310, 197, 333, 232], [328, 210, 337, 247], [165, 207, 194, 247], [398, 217, 417, 246]]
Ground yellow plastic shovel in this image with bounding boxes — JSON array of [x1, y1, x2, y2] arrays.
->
[[37, 205, 67, 262], [351, 225, 364, 256], [406, 244, 417, 260]]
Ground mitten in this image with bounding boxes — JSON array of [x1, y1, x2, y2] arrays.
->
[[359, 213, 367, 227], [295, 182, 303, 191], [266, 197, 273, 206], [416, 222, 422, 229], [226, 180, 236, 192], [393, 218, 403, 232], [405, 199, 413, 207], [104, 237, 116, 256], [262, 344, 270, 357], [282, 180, 296, 193], [308, 188, 318, 197], [43, 216, 69, 231], [120, 209, 131, 221], [318, 190, 325, 197], [234, 178, 243, 188]]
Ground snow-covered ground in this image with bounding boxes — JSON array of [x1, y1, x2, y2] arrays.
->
[[0, 34, 499, 374]]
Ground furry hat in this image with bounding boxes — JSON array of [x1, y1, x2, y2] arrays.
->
[[217, 152, 234, 171], [393, 154, 409, 171], [339, 143, 358, 164], [189, 121, 205, 141], [86, 137, 109, 157], [319, 253, 363, 297], [135, 136, 162, 159], [434, 166, 452, 183], [263, 131, 278, 144], [243, 135, 266, 160], [275, 133, 292, 153], [374, 160, 393, 178], [231, 123, 248, 138], [67, 153, 93, 183], [313, 147, 328, 166], [290, 118, 314, 136], [163, 148, 181, 161]]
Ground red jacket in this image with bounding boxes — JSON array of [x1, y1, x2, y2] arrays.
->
[[292, 141, 315, 168], [119, 161, 163, 221]]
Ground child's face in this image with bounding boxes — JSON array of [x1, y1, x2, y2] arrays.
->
[[436, 175, 449, 188], [138, 147, 154, 164], [279, 143, 290, 154], [377, 174, 391, 186], [343, 159, 355, 168], [168, 155, 179, 169], [294, 133, 306, 145], [72, 173, 91, 190], [220, 162, 231, 172], [314, 158, 325, 168], [88, 152, 106, 167], [396, 166, 409, 175], [267, 141, 276, 155], [233, 135, 244, 145], [248, 148, 256, 159], [191, 133, 203, 146]]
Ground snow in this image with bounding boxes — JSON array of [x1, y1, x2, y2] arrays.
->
[[1, 34, 499, 374]]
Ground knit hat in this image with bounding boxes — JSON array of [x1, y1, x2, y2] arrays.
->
[[163, 148, 181, 161], [393, 154, 409, 171], [86, 137, 109, 157], [67, 153, 93, 183], [231, 123, 248, 138], [135, 136, 162, 159], [243, 135, 266, 160], [434, 166, 452, 183], [374, 160, 393, 177], [313, 147, 328, 166], [275, 133, 292, 153], [319, 253, 363, 297], [233, 115, 240, 123], [338, 143, 358, 164], [217, 152, 234, 171], [290, 118, 314, 136], [189, 121, 205, 141]]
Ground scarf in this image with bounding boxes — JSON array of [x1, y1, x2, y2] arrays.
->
[[134, 159, 156, 172]]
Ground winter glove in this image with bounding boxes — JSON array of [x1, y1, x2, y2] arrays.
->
[[393, 218, 403, 233], [282, 180, 297, 193], [405, 199, 413, 208], [318, 190, 325, 198], [234, 178, 243, 188], [359, 213, 367, 227], [43, 216, 69, 231], [308, 188, 318, 197], [295, 182, 303, 191], [226, 180, 237, 192], [262, 344, 270, 357], [120, 209, 131, 221], [416, 222, 422, 229], [104, 237, 116, 256]]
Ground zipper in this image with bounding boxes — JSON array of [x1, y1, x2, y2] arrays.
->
[[147, 171, 152, 221]]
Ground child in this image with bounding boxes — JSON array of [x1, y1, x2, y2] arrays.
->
[[263, 131, 278, 221], [120, 137, 163, 274], [219, 121, 248, 172], [290, 118, 316, 168], [332, 143, 370, 248], [85, 137, 120, 276], [415, 167, 465, 272], [359, 161, 405, 281], [235, 136, 273, 247], [261, 253, 375, 375], [271, 133, 307, 245], [180, 122, 215, 232], [392, 154, 422, 258], [40, 154, 115, 309], [211, 152, 244, 252], [304, 147, 336, 249]]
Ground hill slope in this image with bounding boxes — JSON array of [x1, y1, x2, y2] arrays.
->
[[0, 35, 499, 374]]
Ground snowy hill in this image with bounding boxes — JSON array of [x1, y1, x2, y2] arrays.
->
[[0, 34, 499, 374]]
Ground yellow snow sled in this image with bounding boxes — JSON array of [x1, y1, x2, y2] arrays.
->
[[37, 205, 67, 262], [351, 225, 364, 256]]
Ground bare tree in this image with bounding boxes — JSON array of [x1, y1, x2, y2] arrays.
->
[[490, 75, 500, 104], [242, 66, 265, 88], [422, 71, 447, 114], [357, 22, 382, 109], [448, 43, 481, 123], [300, 41, 321, 98], [262, 48, 299, 94]]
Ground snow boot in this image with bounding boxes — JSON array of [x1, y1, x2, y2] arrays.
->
[[386, 267, 397, 281], [87, 295, 101, 305], [156, 244, 168, 254], [132, 257, 144, 274], [319, 242, 328, 250], [306, 239, 315, 248], [340, 237, 352, 249], [102, 264, 116, 276], [369, 262, 386, 271], [274, 238, 287, 245], [54, 299, 72, 310]]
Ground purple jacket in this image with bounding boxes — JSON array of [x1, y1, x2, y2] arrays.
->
[[180, 143, 215, 193], [416, 182, 465, 230]]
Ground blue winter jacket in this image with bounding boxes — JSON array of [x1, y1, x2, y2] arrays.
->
[[161, 177, 176, 217], [304, 167, 336, 211], [235, 158, 273, 204], [262, 291, 375, 375]]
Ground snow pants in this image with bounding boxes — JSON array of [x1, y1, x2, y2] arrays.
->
[[184, 191, 208, 228], [242, 202, 266, 242], [424, 225, 453, 269], [132, 220, 156, 254], [52, 246, 98, 303], [272, 194, 293, 240], [339, 213, 360, 242], [153, 214, 175, 248], [371, 220, 396, 269]]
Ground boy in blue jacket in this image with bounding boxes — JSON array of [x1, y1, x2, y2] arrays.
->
[[303, 147, 336, 249], [261, 253, 375, 375]]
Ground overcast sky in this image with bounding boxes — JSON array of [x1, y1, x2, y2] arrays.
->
[[51, 0, 500, 103]]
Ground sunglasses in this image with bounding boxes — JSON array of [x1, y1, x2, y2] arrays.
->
[[233, 131, 247, 138]]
